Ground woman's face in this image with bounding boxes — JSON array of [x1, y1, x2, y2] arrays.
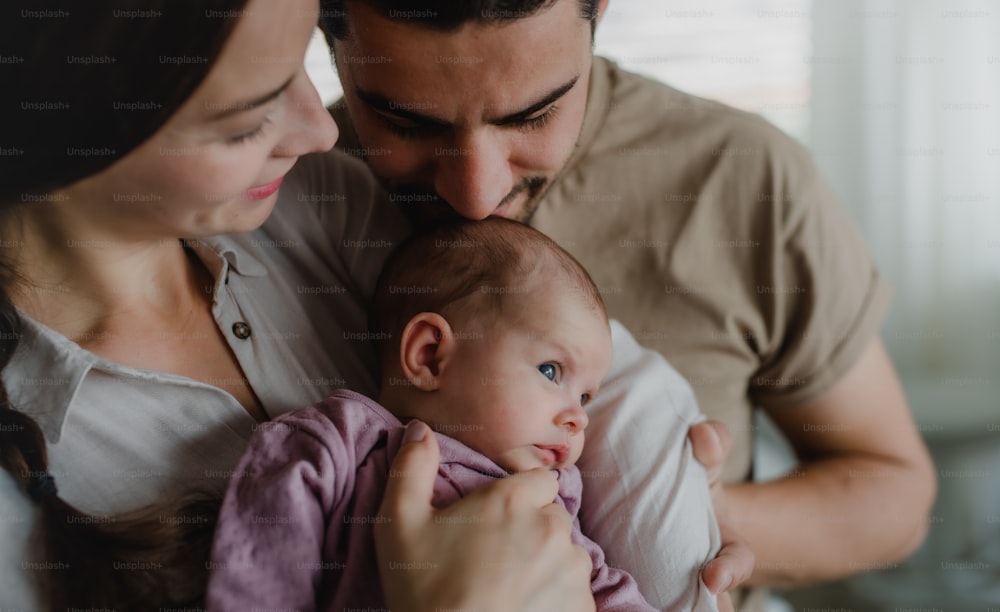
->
[[53, 0, 338, 242]]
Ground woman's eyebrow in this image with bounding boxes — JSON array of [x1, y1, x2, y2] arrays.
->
[[209, 74, 295, 120]]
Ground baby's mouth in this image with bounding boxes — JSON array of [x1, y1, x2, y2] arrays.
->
[[535, 444, 570, 466]]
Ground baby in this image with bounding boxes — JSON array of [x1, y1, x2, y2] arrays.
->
[[207, 218, 715, 611]]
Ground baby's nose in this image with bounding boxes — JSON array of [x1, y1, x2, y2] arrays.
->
[[556, 405, 589, 434]]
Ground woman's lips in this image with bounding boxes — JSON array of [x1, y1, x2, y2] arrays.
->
[[245, 175, 285, 200]]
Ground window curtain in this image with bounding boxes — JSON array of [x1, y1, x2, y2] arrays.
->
[[783, 1, 1000, 608], [810, 0, 1000, 421]]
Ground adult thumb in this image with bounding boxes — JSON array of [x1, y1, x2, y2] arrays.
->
[[379, 420, 440, 532]]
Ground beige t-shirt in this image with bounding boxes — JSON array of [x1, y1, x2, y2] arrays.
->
[[333, 56, 892, 609], [534, 57, 893, 483], [333, 56, 890, 485]]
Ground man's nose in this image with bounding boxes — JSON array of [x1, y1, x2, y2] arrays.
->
[[432, 132, 513, 220]]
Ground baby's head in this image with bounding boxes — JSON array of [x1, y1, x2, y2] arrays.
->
[[371, 217, 612, 473]]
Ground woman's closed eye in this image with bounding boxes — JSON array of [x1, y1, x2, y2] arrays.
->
[[226, 116, 273, 145]]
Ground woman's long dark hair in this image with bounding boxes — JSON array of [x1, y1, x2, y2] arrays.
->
[[0, 401, 221, 608], [0, 1, 250, 608], [3, 0, 246, 200]]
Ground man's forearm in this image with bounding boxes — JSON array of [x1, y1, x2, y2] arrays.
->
[[728, 453, 933, 588]]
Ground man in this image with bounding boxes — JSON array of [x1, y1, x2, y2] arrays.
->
[[320, 0, 937, 608]]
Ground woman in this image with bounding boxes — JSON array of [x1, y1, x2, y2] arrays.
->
[[0, 0, 594, 609]]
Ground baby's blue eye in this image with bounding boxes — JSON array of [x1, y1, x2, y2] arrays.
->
[[538, 363, 557, 381]]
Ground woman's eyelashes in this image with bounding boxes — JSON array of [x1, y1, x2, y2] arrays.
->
[[227, 116, 274, 145]]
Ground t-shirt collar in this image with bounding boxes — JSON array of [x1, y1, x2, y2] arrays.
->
[[526, 56, 614, 214]]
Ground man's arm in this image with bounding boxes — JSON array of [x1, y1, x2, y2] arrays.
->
[[723, 338, 936, 587]]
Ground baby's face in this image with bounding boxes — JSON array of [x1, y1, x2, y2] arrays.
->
[[435, 282, 612, 473]]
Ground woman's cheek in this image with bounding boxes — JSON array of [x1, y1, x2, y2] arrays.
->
[[182, 146, 265, 203]]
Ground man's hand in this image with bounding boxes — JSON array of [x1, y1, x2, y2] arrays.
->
[[375, 420, 596, 612], [689, 420, 755, 598]]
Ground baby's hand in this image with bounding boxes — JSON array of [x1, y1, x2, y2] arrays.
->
[[375, 420, 596, 612]]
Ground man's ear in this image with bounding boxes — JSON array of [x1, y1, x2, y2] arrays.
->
[[399, 312, 455, 391]]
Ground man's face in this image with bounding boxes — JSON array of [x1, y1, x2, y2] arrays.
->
[[332, 0, 594, 223]]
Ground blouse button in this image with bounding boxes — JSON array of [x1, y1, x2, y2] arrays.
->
[[232, 321, 252, 339]]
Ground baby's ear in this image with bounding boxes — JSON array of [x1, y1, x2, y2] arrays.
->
[[398, 312, 455, 391]]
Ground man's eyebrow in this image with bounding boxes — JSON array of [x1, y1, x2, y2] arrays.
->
[[492, 77, 579, 126], [209, 75, 295, 120], [355, 76, 580, 127]]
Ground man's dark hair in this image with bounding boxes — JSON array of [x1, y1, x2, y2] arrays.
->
[[321, 0, 599, 40]]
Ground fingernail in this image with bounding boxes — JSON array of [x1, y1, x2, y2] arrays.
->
[[403, 420, 429, 444], [705, 422, 721, 446], [714, 570, 732, 594]]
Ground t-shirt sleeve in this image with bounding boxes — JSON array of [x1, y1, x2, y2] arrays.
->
[[748, 134, 892, 408], [579, 321, 721, 611], [206, 408, 351, 612]]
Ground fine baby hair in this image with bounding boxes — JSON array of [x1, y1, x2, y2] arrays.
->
[[370, 216, 607, 366]]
